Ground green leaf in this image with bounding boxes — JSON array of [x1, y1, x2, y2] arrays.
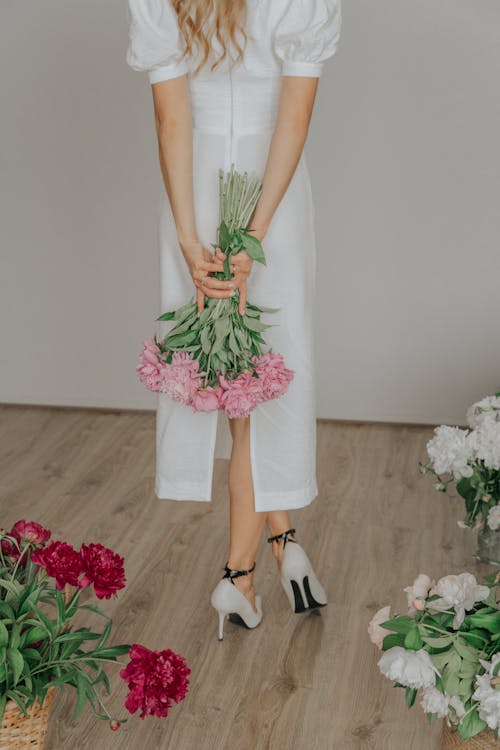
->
[[456, 476, 475, 501], [156, 310, 176, 321], [228, 328, 241, 356], [173, 300, 197, 321], [457, 677, 473, 698], [247, 303, 280, 314], [431, 648, 455, 670], [461, 630, 488, 648], [0, 622, 8, 648], [9, 623, 22, 650], [0, 603, 15, 621], [96, 622, 112, 652], [0, 580, 21, 608], [218, 220, 231, 251], [380, 616, 415, 636], [165, 329, 199, 347], [73, 671, 88, 723], [467, 612, 500, 633], [5, 690, 27, 718], [421, 635, 453, 648], [458, 708, 487, 741], [242, 315, 268, 333], [381, 632, 405, 650], [31, 605, 57, 638], [454, 637, 478, 662], [166, 312, 198, 339], [7, 648, 24, 687], [0, 693, 6, 724], [22, 626, 49, 647], [404, 626, 424, 651], [93, 645, 131, 659], [405, 687, 418, 708], [240, 233, 266, 265]]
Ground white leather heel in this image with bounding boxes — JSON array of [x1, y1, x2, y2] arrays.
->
[[268, 528, 328, 614], [210, 561, 263, 641]]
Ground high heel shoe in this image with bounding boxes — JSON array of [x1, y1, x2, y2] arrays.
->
[[210, 560, 263, 641], [267, 528, 328, 614]]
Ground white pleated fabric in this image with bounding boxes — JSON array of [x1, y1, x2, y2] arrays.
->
[[126, 0, 341, 512]]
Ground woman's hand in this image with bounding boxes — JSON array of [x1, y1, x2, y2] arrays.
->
[[214, 246, 254, 315], [180, 240, 237, 313]]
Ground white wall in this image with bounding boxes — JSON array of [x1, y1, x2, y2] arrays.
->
[[1, 0, 499, 425]]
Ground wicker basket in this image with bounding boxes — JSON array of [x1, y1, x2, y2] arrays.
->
[[442, 721, 499, 748], [0, 686, 56, 750]]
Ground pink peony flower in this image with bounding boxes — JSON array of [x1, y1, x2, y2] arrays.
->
[[218, 371, 264, 418], [161, 352, 200, 405], [404, 574, 433, 615], [137, 338, 165, 392], [252, 352, 294, 401], [368, 605, 392, 649], [79, 543, 126, 600], [32, 541, 83, 590], [190, 385, 223, 413], [120, 643, 191, 719]]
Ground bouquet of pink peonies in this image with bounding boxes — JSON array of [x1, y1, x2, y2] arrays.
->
[[137, 166, 294, 418]]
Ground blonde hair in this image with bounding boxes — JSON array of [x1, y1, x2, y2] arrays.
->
[[172, 0, 248, 75]]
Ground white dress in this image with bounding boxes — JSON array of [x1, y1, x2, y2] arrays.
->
[[126, 0, 341, 512]]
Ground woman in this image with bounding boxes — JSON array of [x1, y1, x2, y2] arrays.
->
[[126, 0, 341, 640]]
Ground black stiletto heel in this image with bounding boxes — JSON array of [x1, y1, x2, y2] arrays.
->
[[268, 528, 327, 613]]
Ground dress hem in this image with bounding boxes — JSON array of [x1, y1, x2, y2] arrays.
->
[[155, 478, 319, 512]]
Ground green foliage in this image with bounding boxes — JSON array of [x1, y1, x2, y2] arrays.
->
[[0, 531, 130, 728], [374, 572, 500, 738]]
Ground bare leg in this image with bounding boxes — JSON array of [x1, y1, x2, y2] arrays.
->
[[227, 415, 267, 613], [266, 510, 297, 571]]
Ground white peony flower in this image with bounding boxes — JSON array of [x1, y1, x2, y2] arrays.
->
[[426, 426, 473, 479], [467, 396, 500, 429], [420, 686, 450, 717], [488, 505, 500, 531], [449, 695, 466, 718], [404, 574, 433, 614], [368, 605, 391, 650], [468, 420, 500, 471], [428, 573, 490, 629], [378, 647, 438, 689], [472, 654, 500, 730]]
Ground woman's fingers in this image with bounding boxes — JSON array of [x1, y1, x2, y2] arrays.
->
[[238, 280, 247, 315], [226, 271, 247, 289], [196, 287, 205, 314], [200, 258, 224, 274], [200, 276, 235, 291], [201, 287, 236, 299]]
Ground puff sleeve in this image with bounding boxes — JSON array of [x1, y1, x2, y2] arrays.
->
[[273, 0, 342, 78], [126, 0, 188, 84]]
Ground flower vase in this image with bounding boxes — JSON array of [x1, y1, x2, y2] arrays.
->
[[442, 721, 497, 748], [476, 522, 500, 566], [1, 686, 56, 750]]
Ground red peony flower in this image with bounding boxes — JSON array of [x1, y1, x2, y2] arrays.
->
[[11, 520, 51, 546], [32, 541, 83, 590], [79, 543, 126, 600], [120, 643, 190, 719], [1, 535, 21, 561]]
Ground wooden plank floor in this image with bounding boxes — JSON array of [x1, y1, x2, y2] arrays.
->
[[0, 405, 487, 749]]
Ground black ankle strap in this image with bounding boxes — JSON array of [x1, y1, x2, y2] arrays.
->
[[223, 560, 256, 585], [267, 528, 296, 545]]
